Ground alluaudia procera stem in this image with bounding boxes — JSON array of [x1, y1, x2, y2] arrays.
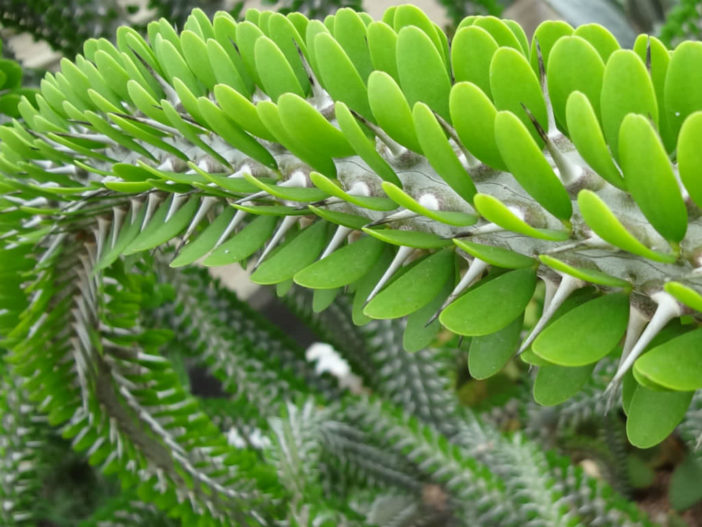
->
[[1, 5, 702, 449]]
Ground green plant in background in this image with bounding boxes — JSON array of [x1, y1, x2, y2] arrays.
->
[[659, 0, 702, 45], [0, 41, 37, 120], [2, 3, 702, 525]]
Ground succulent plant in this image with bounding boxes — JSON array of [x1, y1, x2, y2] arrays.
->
[[2, 7, 702, 523]]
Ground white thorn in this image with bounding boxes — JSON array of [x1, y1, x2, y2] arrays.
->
[[346, 180, 370, 197], [165, 193, 186, 222], [141, 193, 161, 231], [230, 164, 251, 178], [376, 208, 419, 224], [548, 145, 585, 186], [182, 196, 217, 240], [542, 275, 558, 310], [129, 198, 143, 224], [234, 190, 268, 204], [110, 207, 126, 249], [518, 274, 584, 354], [417, 193, 440, 210], [94, 216, 110, 259], [619, 304, 649, 369], [320, 225, 351, 260], [157, 158, 174, 172], [610, 291, 683, 386], [427, 257, 488, 326], [279, 170, 307, 188], [213, 208, 248, 249], [254, 215, 297, 269], [365, 245, 414, 304]]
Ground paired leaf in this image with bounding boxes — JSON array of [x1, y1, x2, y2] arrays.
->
[[440, 267, 536, 336]]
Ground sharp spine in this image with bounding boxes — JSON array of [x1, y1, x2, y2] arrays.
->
[[426, 256, 488, 326], [320, 224, 351, 260], [610, 291, 684, 386], [518, 274, 584, 354], [253, 215, 298, 270], [365, 245, 414, 304]]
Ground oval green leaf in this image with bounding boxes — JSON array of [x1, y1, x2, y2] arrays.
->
[[364, 248, 455, 319], [618, 113, 687, 243], [532, 293, 629, 367], [440, 267, 537, 336]]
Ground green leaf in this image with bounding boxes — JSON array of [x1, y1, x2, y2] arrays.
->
[[664, 281, 702, 312], [600, 50, 658, 159], [577, 190, 676, 263], [565, 91, 624, 188], [198, 97, 277, 169], [307, 205, 368, 229], [539, 255, 631, 289], [364, 248, 454, 319], [618, 113, 687, 243], [440, 267, 536, 336], [664, 41, 702, 145], [532, 293, 629, 366], [490, 47, 548, 145], [449, 82, 506, 171], [309, 172, 397, 211], [381, 182, 478, 226], [451, 26, 498, 98], [251, 221, 329, 284], [634, 34, 675, 152], [170, 208, 236, 267], [677, 111, 702, 209], [504, 19, 529, 55], [214, 84, 274, 141], [367, 71, 421, 152], [392, 4, 444, 56], [153, 35, 202, 96], [529, 20, 573, 76], [397, 26, 451, 120], [180, 30, 217, 90], [313, 287, 340, 313], [241, 172, 327, 203], [468, 315, 522, 379], [453, 239, 534, 269], [547, 36, 604, 132], [332, 8, 373, 81], [474, 193, 570, 241], [533, 363, 595, 406], [634, 329, 702, 391], [334, 101, 401, 185], [124, 196, 200, 255], [494, 111, 572, 220], [367, 22, 399, 81], [203, 214, 277, 266], [207, 40, 252, 99], [294, 235, 385, 289], [473, 16, 523, 51], [277, 93, 353, 157], [626, 386, 693, 448], [266, 13, 310, 94], [363, 227, 450, 249], [212, 16, 254, 93], [403, 277, 452, 353], [413, 102, 477, 203], [313, 32, 372, 119], [352, 246, 393, 325], [254, 36, 304, 100], [236, 21, 265, 86], [670, 455, 702, 511], [573, 23, 620, 62]]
